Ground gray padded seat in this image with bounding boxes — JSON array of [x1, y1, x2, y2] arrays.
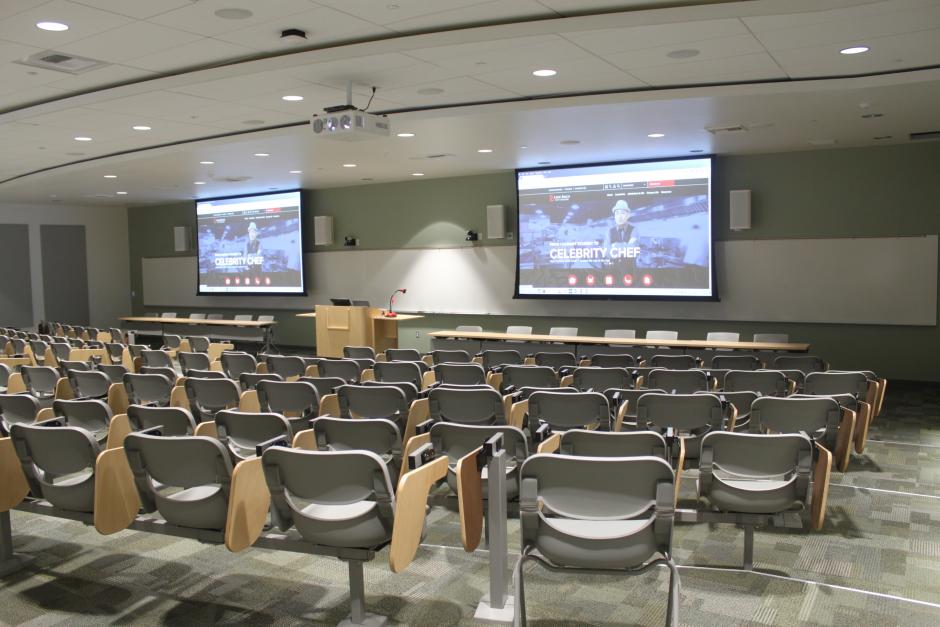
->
[[125, 433, 233, 530], [750, 396, 841, 450], [52, 342, 73, 362], [29, 340, 49, 364], [706, 331, 740, 343], [178, 351, 211, 375], [257, 315, 275, 323], [317, 359, 365, 383], [162, 334, 183, 350], [647, 369, 709, 394], [239, 372, 282, 391], [645, 330, 678, 341], [753, 333, 789, 343], [139, 366, 178, 383], [336, 384, 408, 427], [433, 362, 487, 386], [0, 393, 39, 436], [456, 325, 483, 332], [215, 410, 292, 462], [127, 405, 196, 436], [649, 354, 698, 370], [206, 314, 224, 321], [233, 314, 253, 322], [141, 350, 174, 369], [711, 355, 761, 370], [804, 371, 869, 398], [105, 343, 125, 364], [707, 390, 759, 432], [188, 314, 206, 320], [220, 352, 257, 380], [533, 352, 577, 371], [527, 391, 609, 432], [515, 454, 678, 625], [429, 349, 472, 365], [185, 377, 240, 423], [58, 360, 91, 375], [699, 431, 812, 516], [373, 361, 427, 388], [263, 448, 395, 550], [160, 312, 178, 319], [772, 355, 827, 373], [603, 388, 667, 431], [501, 365, 557, 393], [256, 380, 319, 435], [430, 422, 528, 499], [69, 370, 111, 400], [343, 345, 376, 360], [481, 349, 524, 371], [311, 416, 403, 477], [428, 386, 505, 425], [185, 369, 227, 380], [637, 393, 725, 463], [123, 373, 174, 407], [385, 348, 422, 362], [266, 355, 306, 379], [298, 376, 345, 399], [558, 429, 669, 459], [10, 421, 100, 513], [590, 353, 636, 367], [21, 366, 59, 400], [0, 364, 10, 394], [549, 326, 578, 337], [723, 369, 788, 396], [188, 336, 211, 353], [506, 325, 533, 335], [571, 367, 633, 393], [604, 329, 636, 339], [52, 399, 111, 444]]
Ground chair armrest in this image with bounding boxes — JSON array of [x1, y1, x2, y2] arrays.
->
[[523, 357, 536, 366], [421, 355, 434, 367], [674, 437, 686, 506], [170, 385, 189, 409], [319, 393, 340, 417], [303, 364, 320, 377], [536, 432, 561, 455], [106, 414, 131, 450], [6, 373, 26, 395], [54, 377, 74, 400], [239, 390, 260, 412], [93, 446, 141, 534], [402, 398, 430, 445], [613, 400, 629, 433], [209, 360, 223, 373], [456, 446, 484, 552], [224, 457, 271, 552], [35, 407, 55, 422], [389, 455, 448, 573], [255, 362, 268, 374], [834, 408, 855, 472], [876, 378, 887, 417], [559, 374, 573, 387], [399, 432, 431, 485], [44, 347, 58, 368], [854, 401, 872, 454], [727, 404, 739, 431], [194, 422, 219, 438], [421, 370, 436, 389], [486, 371, 503, 391], [292, 428, 317, 450], [360, 369, 375, 383], [578, 358, 591, 367], [0, 437, 29, 512], [811, 443, 833, 531], [508, 399, 528, 430], [107, 383, 129, 415], [472, 356, 483, 366]]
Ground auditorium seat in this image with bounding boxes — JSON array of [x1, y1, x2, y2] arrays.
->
[[549, 326, 578, 337], [569, 366, 633, 394], [184, 377, 240, 423], [307, 416, 403, 478], [127, 405, 196, 436], [187, 336, 211, 352], [550, 429, 669, 460], [724, 369, 790, 396], [238, 372, 282, 391], [649, 354, 699, 370], [428, 385, 505, 425], [0, 393, 40, 435], [215, 410, 292, 462], [646, 369, 710, 394], [123, 373, 174, 407], [589, 353, 636, 368], [98, 364, 128, 384], [141, 350, 174, 369], [160, 312, 178, 319], [602, 388, 667, 431], [317, 358, 366, 383], [52, 399, 111, 444], [373, 361, 427, 389], [706, 331, 740, 343], [526, 390, 609, 433], [336, 384, 409, 430], [480, 349, 524, 371], [533, 352, 577, 371], [220, 351, 257, 380], [428, 349, 472, 365], [189, 313, 206, 320], [20, 366, 60, 402], [506, 325, 533, 335], [384, 348, 422, 362], [456, 325, 483, 332], [645, 330, 679, 341], [257, 315, 275, 323], [637, 392, 726, 465], [604, 329, 636, 339], [431, 421, 528, 498], [233, 314, 253, 322], [256, 380, 320, 433], [433, 362, 487, 386], [265, 355, 306, 379], [711, 354, 761, 370], [178, 351, 211, 375], [68, 370, 111, 401], [500, 365, 558, 393], [206, 314, 224, 320], [753, 333, 789, 343], [772, 355, 827, 373], [750, 395, 850, 470]]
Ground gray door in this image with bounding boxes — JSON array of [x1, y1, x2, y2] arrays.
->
[[0, 224, 34, 327], [41, 224, 90, 325]]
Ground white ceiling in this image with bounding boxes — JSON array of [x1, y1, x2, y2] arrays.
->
[[0, 0, 937, 205]]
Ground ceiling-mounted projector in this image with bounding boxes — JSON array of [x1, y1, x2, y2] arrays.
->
[[311, 107, 390, 141]]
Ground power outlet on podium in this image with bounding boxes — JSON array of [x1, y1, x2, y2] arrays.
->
[[415, 331, 420, 338]]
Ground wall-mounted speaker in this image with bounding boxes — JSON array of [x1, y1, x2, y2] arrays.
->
[[486, 204, 506, 239], [729, 190, 752, 231], [173, 226, 190, 252], [313, 215, 334, 245]]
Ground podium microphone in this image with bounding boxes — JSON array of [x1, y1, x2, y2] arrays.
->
[[385, 288, 407, 317]]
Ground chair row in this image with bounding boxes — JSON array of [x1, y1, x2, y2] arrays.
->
[[453, 325, 791, 344]]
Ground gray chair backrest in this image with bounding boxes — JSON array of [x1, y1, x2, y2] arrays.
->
[[21, 366, 60, 397], [188, 313, 206, 320], [185, 369, 227, 380], [645, 330, 678, 341], [233, 314, 253, 321], [772, 355, 826, 374], [160, 312, 178, 318], [124, 433, 233, 530], [10, 422, 99, 513], [69, 370, 111, 400], [178, 352, 211, 375], [707, 390, 759, 431], [0, 364, 10, 393], [141, 350, 174, 369], [0, 393, 39, 435], [649, 354, 698, 370], [571, 367, 633, 393], [559, 429, 669, 459], [257, 380, 320, 423], [706, 331, 739, 343], [434, 362, 486, 386], [723, 369, 788, 396], [187, 336, 211, 352], [123, 373, 173, 406], [343, 345, 376, 360], [185, 377, 240, 422], [52, 399, 112, 442], [428, 386, 505, 425], [317, 358, 365, 383], [501, 365, 557, 392], [456, 325, 483, 332], [298, 376, 345, 399], [527, 391, 609, 431], [336, 384, 408, 425], [239, 372, 283, 391], [604, 329, 636, 339], [506, 325, 533, 335], [59, 360, 92, 375], [429, 349, 472, 365], [29, 340, 49, 360], [361, 380, 420, 405], [52, 342, 73, 361], [163, 334, 183, 349], [215, 410, 292, 462], [385, 348, 422, 362], [590, 353, 636, 368], [750, 396, 840, 448], [753, 333, 789, 343], [549, 327, 578, 337], [637, 393, 724, 455], [534, 352, 577, 370], [127, 405, 196, 436], [220, 352, 257, 380], [373, 361, 425, 388], [266, 355, 306, 379], [603, 388, 667, 424], [711, 355, 760, 371], [647, 369, 709, 394], [206, 314, 224, 321], [311, 416, 402, 475], [804, 371, 869, 398], [257, 315, 275, 323], [139, 366, 178, 383]]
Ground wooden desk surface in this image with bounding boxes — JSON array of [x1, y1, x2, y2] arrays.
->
[[295, 312, 424, 321], [121, 316, 275, 328], [428, 330, 810, 352]]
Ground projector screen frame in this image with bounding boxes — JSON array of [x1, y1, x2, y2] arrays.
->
[[513, 155, 719, 303], [194, 188, 308, 297]]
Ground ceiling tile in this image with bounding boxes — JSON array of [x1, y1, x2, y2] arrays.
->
[[560, 18, 747, 55], [372, 76, 521, 107], [70, 0, 194, 20], [604, 33, 767, 72], [0, 0, 44, 21], [474, 54, 645, 95], [170, 70, 310, 102], [213, 5, 390, 51], [44, 63, 157, 93], [148, 0, 316, 37], [0, 0, 134, 47], [536, 0, 702, 14], [83, 90, 226, 118], [407, 34, 592, 75], [630, 52, 786, 85], [56, 20, 203, 63], [383, 0, 549, 32], [314, 0, 495, 26], [127, 38, 256, 73]]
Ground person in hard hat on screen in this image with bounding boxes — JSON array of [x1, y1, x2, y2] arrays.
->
[[244, 221, 263, 256], [604, 199, 639, 274]]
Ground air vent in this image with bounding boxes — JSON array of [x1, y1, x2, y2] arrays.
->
[[910, 130, 940, 142], [409, 153, 456, 160], [705, 124, 748, 135], [17, 50, 109, 74], [217, 176, 252, 182]]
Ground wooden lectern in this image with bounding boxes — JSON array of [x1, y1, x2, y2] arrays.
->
[[313, 305, 418, 357]]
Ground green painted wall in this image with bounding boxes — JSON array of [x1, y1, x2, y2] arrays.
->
[[127, 144, 940, 381]]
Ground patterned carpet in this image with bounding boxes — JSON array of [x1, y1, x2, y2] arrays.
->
[[2, 382, 939, 626]]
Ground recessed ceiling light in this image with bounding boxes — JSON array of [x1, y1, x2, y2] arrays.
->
[[532, 69, 557, 77], [116, 191, 128, 195], [199, 161, 214, 165], [289, 170, 302, 174], [132, 125, 151, 131], [253, 152, 270, 157], [412, 172, 425, 176], [214, 8, 253, 19], [477, 148, 493, 153], [103, 175, 117, 179], [396, 132, 415, 138], [560, 139, 580, 145], [74, 136, 92, 141], [667, 48, 700, 59], [194, 181, 206, 185], [520, 145, 528, 149], [281, 95, 303, 102], [342, 163, 357, 168], [647, 133, 665, 138], [840, 46, 870, 55], [36, 21, 68, 31]]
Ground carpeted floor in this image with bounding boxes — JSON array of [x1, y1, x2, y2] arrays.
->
[[2, 382, 940, 626]]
